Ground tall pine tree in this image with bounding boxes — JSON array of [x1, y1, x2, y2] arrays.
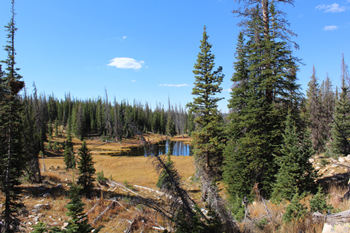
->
[[187, 26, 225, 202], [0, 1, 26, 231], [331, 54, 350, 156], [223, 2, 301, 202], [78, 140, 96, 198], [306, 66, 324, 153]]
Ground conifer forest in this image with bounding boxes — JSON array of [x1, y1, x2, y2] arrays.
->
[[1, 0, 350, 232]]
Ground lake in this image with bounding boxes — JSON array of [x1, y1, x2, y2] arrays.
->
[[123, 140, 193, 156]]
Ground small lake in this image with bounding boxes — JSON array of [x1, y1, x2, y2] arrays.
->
[[122, 140, 193, 156]]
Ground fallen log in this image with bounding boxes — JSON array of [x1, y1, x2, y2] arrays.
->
[[86, 199, 100, 216], [92, 200, 115, 225]]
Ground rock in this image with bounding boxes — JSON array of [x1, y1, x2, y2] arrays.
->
[[43, 193, 51, 198], [339, 157, 345, 163], [309, 158, 315, 163], [322, 210, 350, 233], [33, 204, 51, 212], [322, 223, 350, 233]]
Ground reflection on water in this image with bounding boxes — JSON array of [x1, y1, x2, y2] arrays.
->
[[121, 140, 193, 156]]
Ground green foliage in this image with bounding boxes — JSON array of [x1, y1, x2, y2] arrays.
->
[[223, 2, 302, 201], [166, 112, 176, 137], [175, 205, 223, 233], [331, 57, 350, 156], [231, 196, 246, 222], [32, 221, 47, 233], [187, 26, 225, 179], [283, 192, 308, 223], [320, 158, 329, 166], [271, 114, 318, 203], [0, 2, 26, 231], [48, 118, 52, 137], [309, 186, 335, 214], [55, 118, 59, 137], [77, 140, 96, 198], [96, 170, 107, 183], [63, 125, 75, 169], [255, 217, 268, 230], [156, 153, 176, 190], [62, 182, 102, 233], [123, 180, 136, 191]]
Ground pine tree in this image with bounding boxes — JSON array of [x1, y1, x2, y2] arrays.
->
[[78, 140, 96, 198], [156, 151, 176, 191], [187, 26, 225, 202], [0, 1, 26, 231], [282, 191, 308, 223], [306, 66, 324, 153], [331, 54, 350, 156], [64, 124, 75, 169], [271, 113, 317, 203], [223, 2, 301, 202], [63, 182, 101, 233], [166, 110, 176, 137]]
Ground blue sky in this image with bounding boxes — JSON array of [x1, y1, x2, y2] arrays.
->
[[0, 0, 349, 113]]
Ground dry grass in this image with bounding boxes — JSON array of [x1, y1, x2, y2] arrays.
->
[[41, 155, 195, 188]]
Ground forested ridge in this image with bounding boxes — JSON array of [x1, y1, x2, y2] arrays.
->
[[1, 0, 350, 232]]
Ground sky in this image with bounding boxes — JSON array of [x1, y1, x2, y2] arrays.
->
[[0, 0, 349, 113]]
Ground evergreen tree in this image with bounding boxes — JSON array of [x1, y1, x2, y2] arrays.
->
[[223, 2, 301, 202], [187, 26, 225, 205], [48, 118, 52, 137], [0, 1, 26, 231], [282, 191, 308, 223], [166, 111, 176, 137], [320, 74, 335, 142], [156, 151, 176, 191], [55, 118, 59, 137], [78, 140, 96, 198], [309, 186, 335, 214], [331, 54, 350, 156], [64, 125, 75, 169], [271, 113, 317, 203], [63, 182, 101, 233], [306, 66, 324, 153]]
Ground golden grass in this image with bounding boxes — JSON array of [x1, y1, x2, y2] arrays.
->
[[43, 130, 195, 188], [40, 155, 195, 188]]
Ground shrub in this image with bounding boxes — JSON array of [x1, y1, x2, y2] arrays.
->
[[309, 186, 335, 214], [283, 192, 308, 223]]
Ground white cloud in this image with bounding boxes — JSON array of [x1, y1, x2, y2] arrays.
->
[[123, 36, 127, 40], [323, 25, 338, 30], [316, 3, 347, 13], [131, 80, 136, 82], [159, 84, 189, 87], [107, 57, 145, 70]]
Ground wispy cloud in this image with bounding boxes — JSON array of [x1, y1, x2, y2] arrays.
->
[[131, 80, 136, 82], [323, 25, 338, 30], [159, 84, 189, 87], [107, 57, 145, 70], [316, 3, 347, 13], [109, 36, 127, 41]]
